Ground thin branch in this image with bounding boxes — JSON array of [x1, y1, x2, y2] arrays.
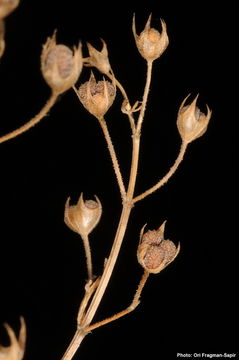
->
[[133, 270, 149, 305], [0, 91, 58, 144], [126, 60, 153, 199], [98, 117, 126, 200], [61, 271, 150, 360], [133, 141, 188, 203], [136, 60, 153, 133], [77, 277, 101, 325], [86, 270, 149, 332], [81, 234, 93, 281], [106, 71, 135, 132], [73, 86, 126, 199]]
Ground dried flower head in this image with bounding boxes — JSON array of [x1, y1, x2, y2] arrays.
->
[[0, 317, 26, 360], [41, 31, 83, 94], [137, 221, 180, 274], [64, 193, 102, 237], [132, 14, 169, 61], [0, 0, 20, 19], [86, 39, 111, 74], [77, 72, 116, 119], [177, 94, 212, 144]]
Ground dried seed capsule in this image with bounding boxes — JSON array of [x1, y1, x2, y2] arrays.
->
[[137, 221, 180, 274], [132, 14, 169, 61], [86, 39, 111, 74], [41, 31, 83, 94], [0, 0, 20, 19], [77, 72, 116, 119], [64, 193, 102, 237], [0, 317, 26, 360], [45, 45, 73, 79], [177, 94, 212, 144]]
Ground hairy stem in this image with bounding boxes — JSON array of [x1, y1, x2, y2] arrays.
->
[[60, 329, 87, 360], [61, 204, 132, 360], [98, 118, 126, 200], [136, 60, 153, 133], [86, 270, 149, 332], [77, 277, 101, 325], [83, 61, 153, 325], [133, 141, 188, 203], [127, 60, 153, 199], [81, 234, 93, 281], [0, 91, 58, 144], [106, 71, 135, 132], [81, 202, 133, 327], [61, 60, 154, 360]]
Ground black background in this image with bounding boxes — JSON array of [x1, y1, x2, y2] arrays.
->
[[0, 1, 237, 359]]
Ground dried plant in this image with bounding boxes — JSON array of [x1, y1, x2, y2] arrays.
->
[[0, 0, 19, 56], [0, 318, 26, 360], [0, 2, 212, 359]]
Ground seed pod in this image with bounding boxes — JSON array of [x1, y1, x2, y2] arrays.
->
[[41, 31, 83, 94], [64, 193, 102, 237], [121, 99, 131, 114], [0, 317, 26, 360], [137, 221, 180, 274], [132, 14, 169, 61], [177, 94, 212, 144], [86, 39, 111, 74], [77, 72, 116, 119], [0, 0, 20, 19]]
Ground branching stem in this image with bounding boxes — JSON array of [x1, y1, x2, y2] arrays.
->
[[77, 277, 101, 325], [61, 57, 186, 360], [61, 60, 154, 360], [86, 270, 149, 332]]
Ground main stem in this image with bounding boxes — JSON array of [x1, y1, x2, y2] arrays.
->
[[85, 270, 149, 332], [61, 61, 153, 360]]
